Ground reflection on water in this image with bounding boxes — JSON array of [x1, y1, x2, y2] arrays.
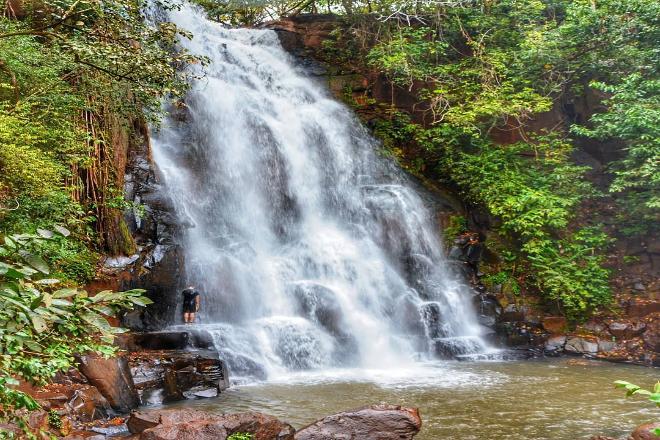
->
[[168, 359, 658, 439]]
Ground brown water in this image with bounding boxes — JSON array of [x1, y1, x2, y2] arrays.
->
[[172, 358, 658, 439]]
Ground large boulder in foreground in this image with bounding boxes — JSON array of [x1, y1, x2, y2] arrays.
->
[[128, 408, 295, 440], [294, 404, 422, 440], [76, 354, 139, 412]]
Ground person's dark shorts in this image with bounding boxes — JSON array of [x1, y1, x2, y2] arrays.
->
[[183, 302, 196, 313]]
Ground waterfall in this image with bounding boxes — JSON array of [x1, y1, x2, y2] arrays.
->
[[150, 3, 491, 380]]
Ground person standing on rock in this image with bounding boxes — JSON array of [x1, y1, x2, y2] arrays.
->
[[182, 286, 201, 324], [465, 233, 485, 284]]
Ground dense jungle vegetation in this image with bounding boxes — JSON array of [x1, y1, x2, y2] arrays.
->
[[0, 0, 657, 320]]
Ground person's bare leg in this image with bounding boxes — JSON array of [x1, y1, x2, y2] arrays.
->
[[189, 313, 196, 323], [184, 312, 191, 323]]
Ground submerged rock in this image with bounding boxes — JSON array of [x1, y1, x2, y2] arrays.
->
[[294, 404, 422, 440]]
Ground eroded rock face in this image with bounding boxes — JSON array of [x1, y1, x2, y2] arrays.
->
[[294, 404, 422, 440], [128, 409, 295, 440]]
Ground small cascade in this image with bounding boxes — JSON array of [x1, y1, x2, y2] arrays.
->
[[150, 2, 492, 380]]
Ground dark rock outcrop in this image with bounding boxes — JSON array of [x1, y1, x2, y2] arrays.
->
[[87, 123, 185, 331], [294, 404, 422, 440]]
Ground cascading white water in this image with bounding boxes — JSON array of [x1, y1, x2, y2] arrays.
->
[[150, 3, 491, 380]]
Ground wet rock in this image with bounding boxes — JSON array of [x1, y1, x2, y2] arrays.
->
[[140, 422, 229, 440], [117, 330, 214, 351], [630, 422, 660, 440], [128, 409, 295, 440], [541, 316, 567, 334], [544, 336, 566, 353], [292, 282, 344, 337], [499, 304, 526, 323], [475, 296, 501, 328], [420, 302, 444, 339], [608, 321, 646, 339], [642, 316, 660, 352], [66, 385, 112, 422], [633, 282, 646, 291], [564, 337, 598, 355], [294, 404, 422, 440], [129, 349, 229, 405], [626, 299, 660, 318], [496, 321, 544, 347], [597, 339, 617, 353], [31, 383, 111, 422], [433, 337, 485, 358], [217, 351, 267, 381], [77, 354, 139, 412], [395, 294, 427, 338]]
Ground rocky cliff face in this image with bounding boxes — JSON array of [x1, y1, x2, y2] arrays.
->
[[86, 122, 184, 330]]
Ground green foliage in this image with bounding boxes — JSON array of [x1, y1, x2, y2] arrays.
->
[[524, 228, 612, 318], [614, 380, 660, 436], [1, 194, 98, 284], [572, 74, 660, 235], [0, 228, 152, 435], [443, 215, 468, 244], [482, 271, 521, 296], [227, 433, 256, 440], [47, 409, 62, 429]]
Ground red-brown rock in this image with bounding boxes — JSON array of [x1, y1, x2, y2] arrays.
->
[[642, 315, 660, 352], [627, 299, 660, 318], [608, 321, 646, 340], [630, 422, 660, 440], [63, 431, 105, 440], [140, 421, 229, 440], [294, 404, 422, 440], [542, 316, 567, 334], [128, 408, 295, 440]]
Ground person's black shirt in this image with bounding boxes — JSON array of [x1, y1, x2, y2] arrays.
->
[[182, 288, 199, 309]]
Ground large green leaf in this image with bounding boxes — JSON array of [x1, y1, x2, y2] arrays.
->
[[53, 288, 78, 299], [30, 314, 48, 333], [22, 254, 50, 274], [36, 229, 54, 239], [53, 225, 71, 237]]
